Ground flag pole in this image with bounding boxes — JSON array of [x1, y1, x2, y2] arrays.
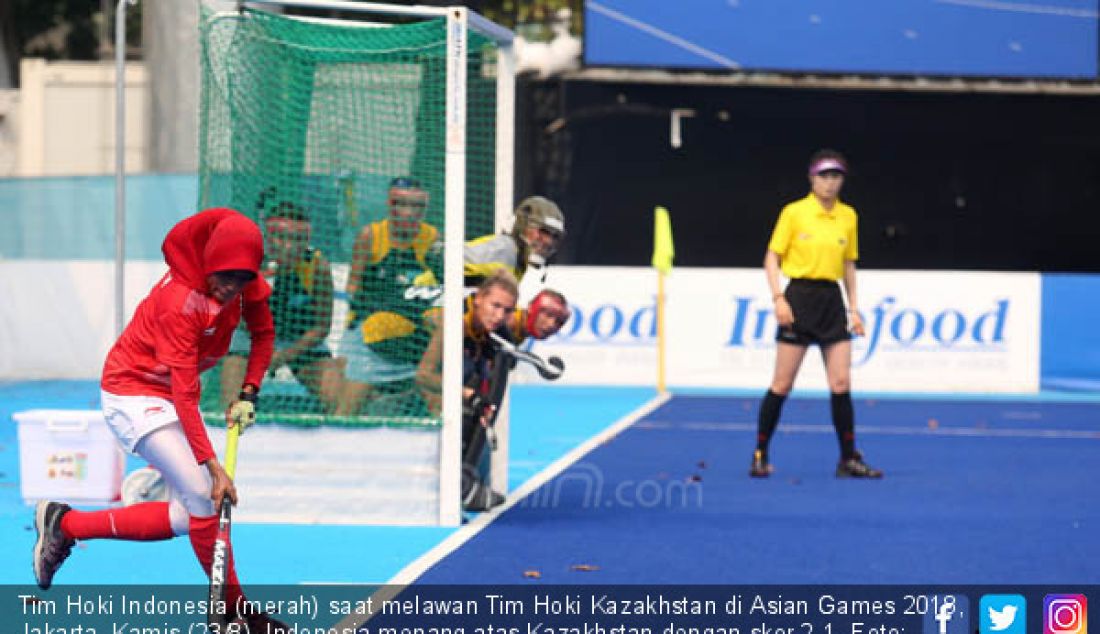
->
[[657, 267, 667, 394], [652, 206, 674, 395]]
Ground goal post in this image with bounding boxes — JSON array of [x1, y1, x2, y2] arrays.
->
[[197, 1, 515, 526]]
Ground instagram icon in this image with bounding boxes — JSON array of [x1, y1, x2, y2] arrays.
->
[[1045, 595, 1088, 634]]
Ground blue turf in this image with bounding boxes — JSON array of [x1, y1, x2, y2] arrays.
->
[[0, 381, 652, 585], [415, 394, 1100, 584], [7, 383, 1098, 585], [654, 393, 1100, 431], [507, 386, 656, 489], [0, 381, 454, 584]]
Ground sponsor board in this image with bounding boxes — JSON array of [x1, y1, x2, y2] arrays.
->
[[524, 267, 1040, 393]]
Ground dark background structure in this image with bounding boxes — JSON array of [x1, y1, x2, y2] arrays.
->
[[517, 78, 1100, 272], [6, 0, 1099, 272]]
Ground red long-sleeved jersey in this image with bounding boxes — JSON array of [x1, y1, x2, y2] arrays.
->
[[101, 209, 274, 464]]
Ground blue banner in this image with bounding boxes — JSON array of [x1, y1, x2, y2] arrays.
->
[[585, 0, 1099, 78], [0, 174, 196, 260], [1041, 273, 1100, 390]]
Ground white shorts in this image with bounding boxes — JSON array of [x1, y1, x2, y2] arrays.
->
[[101, 390, 189, 455]]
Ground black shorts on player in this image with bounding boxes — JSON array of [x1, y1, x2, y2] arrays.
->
[[775, 278, 850, 347]]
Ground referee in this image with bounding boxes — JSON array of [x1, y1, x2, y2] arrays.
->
[[751, 149, 883, 479]]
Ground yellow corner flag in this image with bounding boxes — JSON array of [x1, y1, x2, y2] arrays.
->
[[652, 206, 674, 394], [652, 206, 675, 273]]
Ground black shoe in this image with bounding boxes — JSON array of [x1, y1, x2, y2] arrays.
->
[[836, 451, 884, 478], [463, 478, 506, 512], [749, 450, 774, 478], [33, 501, 75, 590]]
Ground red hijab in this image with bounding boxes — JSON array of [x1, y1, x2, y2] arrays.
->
[[161, 208, 270, 302]]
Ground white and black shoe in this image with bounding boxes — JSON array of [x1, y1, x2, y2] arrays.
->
[[836, 451, 884, 479], [33, 501, 75, 590], [462, 474, 505, 512]]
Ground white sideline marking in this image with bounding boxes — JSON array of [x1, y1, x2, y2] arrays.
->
[[587, 1, 741, 69], [638, 420, 1100, 440], [392, 391, 671, 584], [935, 0, 1100, 18], [330, 391, 671, 630]]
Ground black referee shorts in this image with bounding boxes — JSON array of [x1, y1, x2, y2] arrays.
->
[[775, 278, 851, 347]]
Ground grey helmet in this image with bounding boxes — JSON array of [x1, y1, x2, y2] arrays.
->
[[512, 196, 565, 267]]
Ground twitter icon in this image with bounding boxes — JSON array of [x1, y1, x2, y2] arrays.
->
[[982, 595, 1027, 634]]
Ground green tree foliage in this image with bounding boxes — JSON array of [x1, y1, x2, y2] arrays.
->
[[479, 0, 583, 35], [3, 0, 142, 85]]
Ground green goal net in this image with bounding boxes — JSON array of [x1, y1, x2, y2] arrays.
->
[[197, 6, 505, 430]]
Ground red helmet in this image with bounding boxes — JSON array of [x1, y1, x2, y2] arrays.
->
[[526, 289, 571, 339]]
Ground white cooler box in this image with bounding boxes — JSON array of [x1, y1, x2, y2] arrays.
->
[[13, 410, 125, 505]]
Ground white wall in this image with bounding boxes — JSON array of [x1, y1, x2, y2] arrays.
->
[[16, 59, 149, 177], [0, 260, 166, 379]]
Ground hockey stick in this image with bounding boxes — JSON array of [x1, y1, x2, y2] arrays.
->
[[207, 420, 241, 628], [488, 332, 565, 381]]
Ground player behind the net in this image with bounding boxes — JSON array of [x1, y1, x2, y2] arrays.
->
[[336, 176, 443, 417], [221, 197, 342, 414]]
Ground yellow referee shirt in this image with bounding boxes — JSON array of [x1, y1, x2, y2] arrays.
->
[[767, 194, 859, 281]]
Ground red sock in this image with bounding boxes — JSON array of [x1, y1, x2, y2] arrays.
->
[[59, 502, 174, 541], [188, 514, 245, 615]]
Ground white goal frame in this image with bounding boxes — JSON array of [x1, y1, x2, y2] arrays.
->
[[246, 0, 515, 526], [121, 0, 515, 526]]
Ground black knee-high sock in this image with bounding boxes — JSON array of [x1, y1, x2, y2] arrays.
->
[[830, 391, 856, 460], [756, 390, 787, 453]]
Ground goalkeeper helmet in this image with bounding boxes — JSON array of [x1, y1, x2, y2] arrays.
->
[[512, 196, 565, 266]]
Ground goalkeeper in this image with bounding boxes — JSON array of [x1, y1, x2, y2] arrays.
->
[[464, 195, 565, 286], [221, 199, 342, 413], [30, 209, 288, 631], [336, 177, 443, 416]]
